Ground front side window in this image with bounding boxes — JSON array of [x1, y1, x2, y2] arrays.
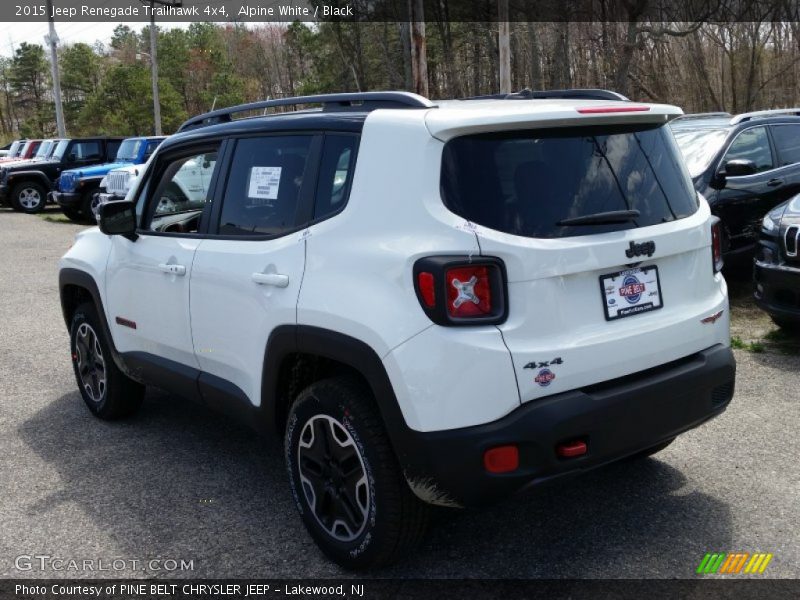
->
[[144, 140, 161, 161], [770, 124, 800, 166], [218, 135, 313, 237], [143, 150, 219, 234], [722, 126, 773, 173], [441, 124, 698, 239]]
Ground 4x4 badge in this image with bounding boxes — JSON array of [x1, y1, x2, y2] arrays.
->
[[524, 357, 563, 369], [626, 240, 656, 258]]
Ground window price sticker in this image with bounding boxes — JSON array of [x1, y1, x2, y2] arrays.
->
[[248, 166, 282, 200]]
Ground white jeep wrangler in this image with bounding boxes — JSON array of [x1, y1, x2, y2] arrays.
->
[[58, 90, 736, 569]]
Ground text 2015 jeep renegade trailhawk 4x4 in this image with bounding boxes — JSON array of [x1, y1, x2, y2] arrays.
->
[[59, 90, 736, 569]]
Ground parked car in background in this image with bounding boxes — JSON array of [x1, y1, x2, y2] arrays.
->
[[0, 137, 123, 213], [0, 140, 24, 162], [671, 109, 800, 257], [0, 139, 41, 164], [755, 195, 800, 331], [53, 136, 164, 222], [0, 141, 15, 157]]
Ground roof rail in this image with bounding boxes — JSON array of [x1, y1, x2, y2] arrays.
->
[[730, 108, 800, 125], [177, 91, 435, 132], [461, 88, 629, 102], [672, 112, 732, 121]]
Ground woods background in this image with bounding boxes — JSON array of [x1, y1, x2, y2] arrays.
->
[[4, 9, 800, 138]]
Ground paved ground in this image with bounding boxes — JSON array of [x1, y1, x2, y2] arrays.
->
[[0, 207, 798, 579]]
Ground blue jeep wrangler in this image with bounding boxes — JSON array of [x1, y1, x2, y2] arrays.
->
[[53, 136, 165, 222]]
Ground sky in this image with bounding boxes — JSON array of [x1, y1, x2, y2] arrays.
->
[[0, 21, 193, 57]]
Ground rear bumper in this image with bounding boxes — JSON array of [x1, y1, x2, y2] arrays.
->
[[52, 191, 81, 207], [399, 344, 735, 507], [754, 260, 800, 323]]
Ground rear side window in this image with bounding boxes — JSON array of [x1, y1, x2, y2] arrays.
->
[[314, 134, 358, 220], [69, 141, 102, 161], [218, 135, 313, 237], [441, 124, 698, 239], [770, 124, 800, 166]]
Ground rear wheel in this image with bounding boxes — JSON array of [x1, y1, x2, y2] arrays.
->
[[285, 377, 429, 570], [70, 302, 144, 419], [12, 181, 47, 213]]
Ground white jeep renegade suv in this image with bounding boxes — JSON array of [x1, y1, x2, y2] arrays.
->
[[58, 89, 736, 569]]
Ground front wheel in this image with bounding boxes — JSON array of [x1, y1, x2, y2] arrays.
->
[[285, 377, 429, 570], [62, 206, 84, 222], [70, 303, 144, 419], [12, 181, 47, 213]]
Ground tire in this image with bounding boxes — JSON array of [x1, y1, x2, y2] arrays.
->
[[70, 302, 144, 419], [12, 181, 47, 214], [61, 206, 84, 223], [771, 317, 800, 334], [80, 187, 101, 223], [627, 438, 675, 461], [285, 377, 429, 570]]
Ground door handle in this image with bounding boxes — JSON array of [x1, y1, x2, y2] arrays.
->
[[767, 178, 783, 187], [158, 263, 186, 276], [252, 272, 289, 287]]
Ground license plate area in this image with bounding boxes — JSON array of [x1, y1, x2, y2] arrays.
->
[[600, 266, 663, 321]]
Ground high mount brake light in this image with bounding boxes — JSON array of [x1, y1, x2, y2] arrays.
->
[[413, 256, 508, 326], [711, 218, 724, 273], [577, 106, 651, 114]]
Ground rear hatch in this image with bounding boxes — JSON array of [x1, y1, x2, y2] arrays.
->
[[433, 103, 727, 403]]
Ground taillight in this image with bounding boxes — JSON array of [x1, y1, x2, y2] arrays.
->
[[711, 217, 724, 273], [413, 256, 507, 326]]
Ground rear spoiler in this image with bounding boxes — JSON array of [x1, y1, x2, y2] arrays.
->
[[425, 102, 684, 142]]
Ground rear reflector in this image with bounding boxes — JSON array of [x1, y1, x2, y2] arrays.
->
[[556, 440, 587, 458], [417, 272, 436, 307], [483, 445, 519, 473], [577, 106, 651, 114]]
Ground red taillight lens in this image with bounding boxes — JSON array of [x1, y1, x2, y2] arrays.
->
[[556, 440, 588, 459], [483, 445, 519, 473], [417, 272, 436, 307], [711, 219, 724, 273], [445, 266, 492, 318]]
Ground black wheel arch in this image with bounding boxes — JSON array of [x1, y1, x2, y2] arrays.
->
[[263, 325, 416, 464], [8, 170, 52, 191]]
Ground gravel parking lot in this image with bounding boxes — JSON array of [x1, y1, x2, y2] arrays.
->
[[1, 207, 798, 579]]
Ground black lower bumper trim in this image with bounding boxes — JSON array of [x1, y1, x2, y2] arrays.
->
[[52, 191, 82, 207], [399, 344, 736, 507], [754, 261, 800, 323]]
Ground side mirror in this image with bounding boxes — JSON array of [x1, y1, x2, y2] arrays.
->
[[98, 200, 137, 240], [722, 159, 757, 177]]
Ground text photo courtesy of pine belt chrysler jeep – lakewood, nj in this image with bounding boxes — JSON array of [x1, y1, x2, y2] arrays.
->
[[57, 89, 738, 570]]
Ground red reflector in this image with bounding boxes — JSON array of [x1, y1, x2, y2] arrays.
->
[[556, 440, 587, 458], [577, 106, 651, 114], [483, 446, 519, 473], [417, 272, 436, 307], [445, 265, 492, 318]]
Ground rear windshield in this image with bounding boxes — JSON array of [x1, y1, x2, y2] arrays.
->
[[441, 124, 698, 239]]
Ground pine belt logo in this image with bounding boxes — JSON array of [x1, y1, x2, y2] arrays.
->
[[696, 552, 773, 575]]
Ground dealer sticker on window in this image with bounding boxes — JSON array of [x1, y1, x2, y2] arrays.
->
[[248, 166, 282, 200], [600, 266, 663, 321]]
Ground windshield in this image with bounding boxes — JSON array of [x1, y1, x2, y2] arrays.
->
[[34, 141, 52, 159], [8, 141, 21, 157], [672, 128, 729, 178], [115, 139, 142, 162], [441, 123, 698, 239], [52, 140, 70, 160]]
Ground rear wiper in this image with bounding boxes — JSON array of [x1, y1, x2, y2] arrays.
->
[[557, 209, 640, 227]]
